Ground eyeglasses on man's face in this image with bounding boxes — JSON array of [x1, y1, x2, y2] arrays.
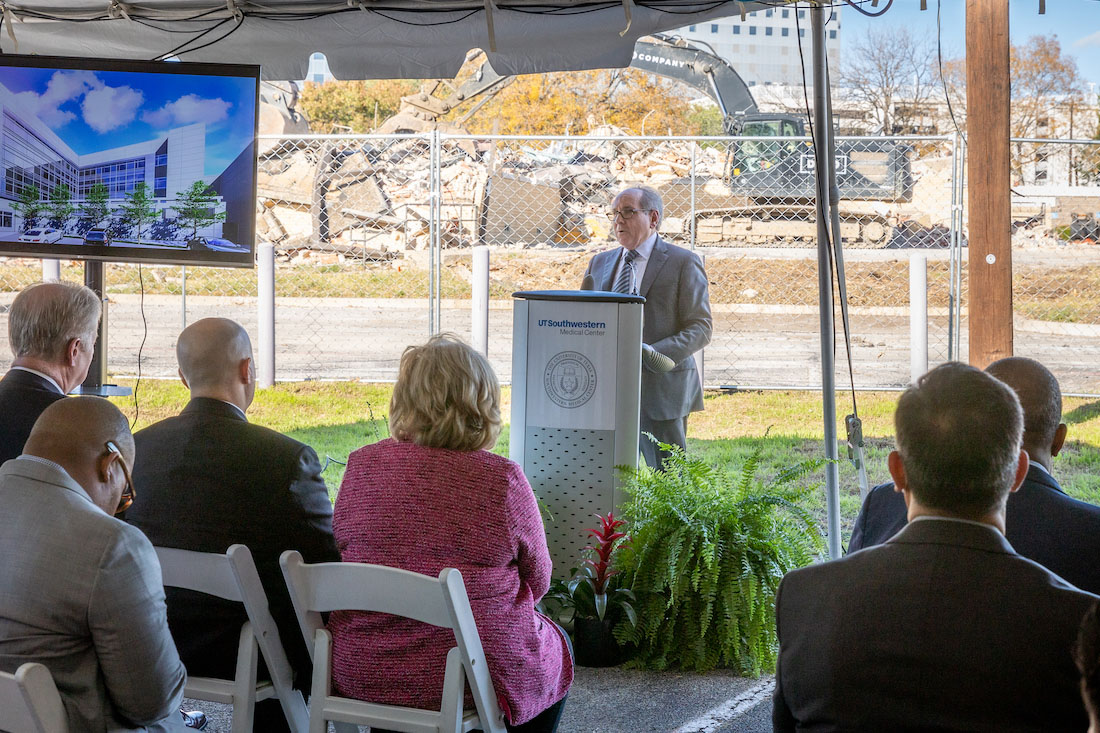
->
[[105, 441, 134, 515], [606, 207, 653, 221]]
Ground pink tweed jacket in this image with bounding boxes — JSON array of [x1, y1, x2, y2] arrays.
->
[[328, 438, 573, 725]]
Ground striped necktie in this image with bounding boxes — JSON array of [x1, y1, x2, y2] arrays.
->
[[613, 249, 638, 295]]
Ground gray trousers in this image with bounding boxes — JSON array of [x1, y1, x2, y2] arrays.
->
[[640, 415, 689, 472]]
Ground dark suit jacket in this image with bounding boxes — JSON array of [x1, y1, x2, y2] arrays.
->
[[126, 397, 339, 681], [775, 519, 1097, 732], [0, 369, 65, 463], [848, 464, 1100, 594], [583, 237, 712, 420]]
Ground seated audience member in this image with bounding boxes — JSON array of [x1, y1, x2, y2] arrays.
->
[[0, 397, 187, 732], [774, 362, 1098, 732], [0, 281, 100, 462], [1078, 600, 1100, 733], [127, 317, 338, 732], [848, 357, 1100, 592], [329, 334, 573, 733]]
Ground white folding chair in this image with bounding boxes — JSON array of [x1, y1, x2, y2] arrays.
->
[[280, 551, 506, 733], [155, 543, 309, 733], [0, 662, 68, 733]]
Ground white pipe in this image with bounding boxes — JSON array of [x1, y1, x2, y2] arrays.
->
[[910, 254, 929, 383], [41, 259, 60, 282], [257, 242, 276, 387], [472, 245, 490, 356]]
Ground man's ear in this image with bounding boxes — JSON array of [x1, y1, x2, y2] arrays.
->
[[97, 450, 114, 484], [238, 357, 253, 384], [1051, 423, 1068, 458], [177, 368, 189, 389], [1009, 449, 1029, 493], [887, 450, 906, 491], [66, 337, 82, 367]]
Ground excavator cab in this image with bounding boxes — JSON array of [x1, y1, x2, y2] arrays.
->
[[731, 116, 804, 175]]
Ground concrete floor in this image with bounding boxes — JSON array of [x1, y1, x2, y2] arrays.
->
[[185, 667, 775, 732]]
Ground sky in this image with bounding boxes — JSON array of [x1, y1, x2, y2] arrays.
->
[[0, 66, 257, 177], [841, 0, 1100, 90]]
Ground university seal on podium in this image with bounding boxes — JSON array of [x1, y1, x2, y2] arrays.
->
[[544, 351, 597, 408]]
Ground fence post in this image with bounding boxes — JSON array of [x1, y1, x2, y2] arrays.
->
[[472, 245, 490, 356], [910, 253, 928, 383], [257, 241, 276, 388], [41, 259, 60, 282]]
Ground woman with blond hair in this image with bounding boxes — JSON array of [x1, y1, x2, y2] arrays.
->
[[328, 334, 573, 732]]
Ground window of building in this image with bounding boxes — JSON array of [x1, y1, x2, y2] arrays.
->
[[782, 27, 789, 36], [765, 8, 773, 16], [798, 10, 805, 18], [766, 26, 773, 36], [749, 26, 757, 35], [155, 153, 168, 167], [711, 23, 718, 33], [688, 25, 696, 32], [733, 25, 740, 34], [829, 30, 837, 39], [829, 11, 837, 21], [0, 211, 11, 228], [799, 28, 806, 37], [782, 8, 789, 18]]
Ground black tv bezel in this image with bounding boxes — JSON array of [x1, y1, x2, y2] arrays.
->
[[0, 53, 260, 269]]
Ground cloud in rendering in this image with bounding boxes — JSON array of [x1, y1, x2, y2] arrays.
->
[[11, 70, 99, 128], [82, 84, 144, 133], [142, 94, 232, 128]]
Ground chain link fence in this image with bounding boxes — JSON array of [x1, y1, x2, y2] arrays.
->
[[0, 133, 1098, 393]]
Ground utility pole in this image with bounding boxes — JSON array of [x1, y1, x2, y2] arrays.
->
[[965, 0, 1013, 367]]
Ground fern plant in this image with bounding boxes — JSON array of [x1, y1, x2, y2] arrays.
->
[[614, 436, 825, 675]]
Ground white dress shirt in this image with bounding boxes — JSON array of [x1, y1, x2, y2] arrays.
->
[[613, 232, 658, 293]]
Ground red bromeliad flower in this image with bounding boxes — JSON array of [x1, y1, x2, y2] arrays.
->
[[582, 512, 628, 595]]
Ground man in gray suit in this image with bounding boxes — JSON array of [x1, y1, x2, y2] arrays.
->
[[773, 363, 1097, 732], [583, 186, 712, 470], [0, 397, 187, 732]]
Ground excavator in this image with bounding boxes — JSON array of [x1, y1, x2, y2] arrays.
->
[[259, 35, 912, 247]]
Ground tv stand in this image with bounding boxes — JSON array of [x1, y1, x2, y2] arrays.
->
[[78, 260, 131, 398]]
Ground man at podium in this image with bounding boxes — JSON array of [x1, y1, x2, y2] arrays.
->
[[582, 186, 712, 470]]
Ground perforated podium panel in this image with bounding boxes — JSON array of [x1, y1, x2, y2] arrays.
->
[[524, 427, 615, 570], [510, 290, 643, 576]]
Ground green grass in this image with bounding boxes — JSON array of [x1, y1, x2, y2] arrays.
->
[[110, 381, 1100, 547]]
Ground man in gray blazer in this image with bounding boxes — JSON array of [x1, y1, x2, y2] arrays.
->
[[583, 186, 712, 470], [0, 397, 187, 732], [774, 363, 1097, 732]]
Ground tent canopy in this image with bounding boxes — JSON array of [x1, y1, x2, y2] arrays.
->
[[0, 1, 789, 79]]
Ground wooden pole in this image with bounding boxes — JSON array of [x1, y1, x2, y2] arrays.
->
[[965, 0, 1013, 367]]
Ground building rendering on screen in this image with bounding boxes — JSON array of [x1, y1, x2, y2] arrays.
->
[[0, 79, 235, 241]]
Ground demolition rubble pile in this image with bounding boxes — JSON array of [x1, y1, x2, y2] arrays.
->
[[254, 127, 737, 262]]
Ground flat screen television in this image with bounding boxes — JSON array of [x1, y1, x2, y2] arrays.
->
[[0, 55, 258, 268]]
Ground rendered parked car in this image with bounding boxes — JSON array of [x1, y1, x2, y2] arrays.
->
[[188, 236, 249, 253], [83, 229, 112, 246], [18, 228, 63, 243]]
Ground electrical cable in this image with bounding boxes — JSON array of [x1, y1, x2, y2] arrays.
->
[[794, 1, 863, 455], [131, 263, 149, 432]]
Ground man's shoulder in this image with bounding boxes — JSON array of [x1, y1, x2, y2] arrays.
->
[[0, 370, 64, 405], [1017, 476, 1100, 520], [137, 407, 308, 455]]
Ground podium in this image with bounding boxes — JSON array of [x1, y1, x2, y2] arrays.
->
[[510, 290, 644, 574]]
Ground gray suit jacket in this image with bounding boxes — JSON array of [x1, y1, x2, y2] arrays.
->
[[774, 519, 1097, 732], [0, 458, 187, 732], [583, 237, 712, 420]]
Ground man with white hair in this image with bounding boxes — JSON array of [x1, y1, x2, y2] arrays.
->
[[582, 186, 712, 471], [0, 281, 100, 462]]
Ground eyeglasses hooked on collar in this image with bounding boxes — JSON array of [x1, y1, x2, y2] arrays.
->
[[606, 207, 652, 221], [105, 441, 134, 515]]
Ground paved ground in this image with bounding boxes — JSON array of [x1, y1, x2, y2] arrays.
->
[[185, 668, 776, 732]]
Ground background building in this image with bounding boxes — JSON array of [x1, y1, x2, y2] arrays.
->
[[674, 5, 841, 88]]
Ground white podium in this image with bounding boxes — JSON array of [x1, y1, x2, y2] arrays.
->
[[510, 290, 644, 574]]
